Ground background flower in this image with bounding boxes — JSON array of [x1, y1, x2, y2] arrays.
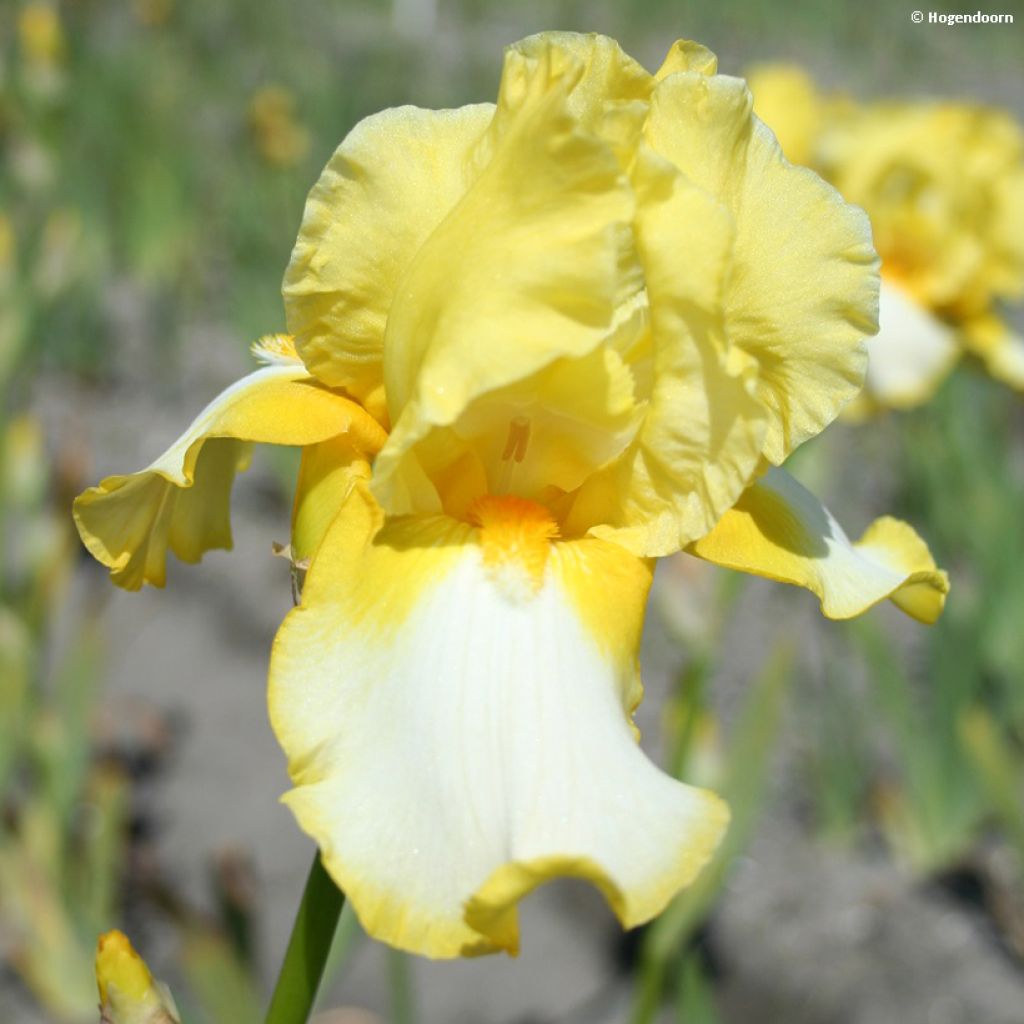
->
[[750, 66, 1024, 409]]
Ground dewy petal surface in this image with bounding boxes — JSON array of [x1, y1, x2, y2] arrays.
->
[[282, 103, 494, 418], [863, 278, 960, 408], [645, 66, 878, 464], [269, 487, 727, 958], [73, 363, 386, 590], [689, 468, 949, 623]]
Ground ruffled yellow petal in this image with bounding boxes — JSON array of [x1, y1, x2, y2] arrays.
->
[[269, 490, 726, 958], [689, 468, 949, 623], [282, 103, 494, 419], [654, 39, 718, 79], [373, 35, 642, 514], [962, 312, 1024, 390], [862, 278, 959, 408], [570, 149, 767, 555], [645, 68, 878, 464], [73, 364, 386, 590], [746, 63, 824, 167], [508, 31, 653, 134]]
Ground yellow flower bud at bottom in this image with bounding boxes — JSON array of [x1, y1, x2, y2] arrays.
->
[[96, 931, 180, 1024]]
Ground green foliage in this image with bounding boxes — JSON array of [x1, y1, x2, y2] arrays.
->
[[632, 627, 794, 1024], [795, 368, 1024, 878], [0, 380, 128, 1022]]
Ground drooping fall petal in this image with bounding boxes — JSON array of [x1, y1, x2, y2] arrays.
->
[[270, 487, 727, 957], [73, 352, 385, 589], [688, 467, 949, 623]]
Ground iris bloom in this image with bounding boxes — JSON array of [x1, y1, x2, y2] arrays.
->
[[75, 34, 948, 958], [750, 65, 1024, 411]]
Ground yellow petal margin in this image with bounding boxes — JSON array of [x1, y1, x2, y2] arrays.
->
[[645, 65, 878, 465], [283, 103, 494, 419], [270, 485, 726, 957], [746, 63, 824, 167], [689, 468, 949, 623], [73, 364, 386, 590]]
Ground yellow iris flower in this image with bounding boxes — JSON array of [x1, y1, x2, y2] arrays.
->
[[749, 65, 1024, 410], [74, 34, 948, 959]]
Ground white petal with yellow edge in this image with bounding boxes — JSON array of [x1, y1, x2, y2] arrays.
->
[[863, 279, 959, 407], [73, 361, 386, 590], [269, 488, 727, 958], [689, 468, 949, 623]]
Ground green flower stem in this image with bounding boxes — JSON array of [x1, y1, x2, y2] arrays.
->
[[265, 850, 345, 1024], [387, 949, 415, 1024]]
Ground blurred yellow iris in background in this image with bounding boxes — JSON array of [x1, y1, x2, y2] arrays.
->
[[18, 2, 65, 68], [750, 65, 1024, 412]]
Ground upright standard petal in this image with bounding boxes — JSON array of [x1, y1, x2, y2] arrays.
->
[[645, 65, 879, 464], [373, 37, 642, 514], [282, 103, 494, 418], [269, 489, 727, 957], [73, 358, 386, 590], [505, 30, 655, 130], [688, 468, 949, 623], [570, 149, 767, 556]]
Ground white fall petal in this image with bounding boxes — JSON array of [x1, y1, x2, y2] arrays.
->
[[269, 486, 727, 957]]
